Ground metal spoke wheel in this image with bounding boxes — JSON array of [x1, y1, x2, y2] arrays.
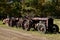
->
[[52, 24, 59, 33], [24, 23, 29, 30], [37, 24, 46, 33], [24, 20, 30, 31]]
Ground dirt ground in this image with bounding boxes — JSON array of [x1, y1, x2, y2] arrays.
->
[[0, 27, 48, 40]]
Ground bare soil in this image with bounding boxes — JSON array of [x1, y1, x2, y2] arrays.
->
[[0, 27, 48, 40]]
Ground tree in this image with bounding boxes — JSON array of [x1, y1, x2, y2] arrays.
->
[[41, 1, 56, 17], [0, 0, 22, 18]]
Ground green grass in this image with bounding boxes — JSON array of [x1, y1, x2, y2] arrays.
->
[[54, 19, 60, 31], [0, 19, 60, 40]]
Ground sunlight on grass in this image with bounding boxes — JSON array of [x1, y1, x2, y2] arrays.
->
[[54, 19, 60, 31]]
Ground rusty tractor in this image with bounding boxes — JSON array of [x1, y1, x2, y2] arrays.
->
[[4, 17, 59, 33], [23, 17, 59, 33]]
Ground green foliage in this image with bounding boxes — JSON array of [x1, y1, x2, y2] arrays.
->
[[0, 0, 60, 18], [40, 2, 56, 17], [0, 0, 22, 17]]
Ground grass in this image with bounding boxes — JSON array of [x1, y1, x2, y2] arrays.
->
[[0, 19, 60, 40], [54, 19, 60, 31]]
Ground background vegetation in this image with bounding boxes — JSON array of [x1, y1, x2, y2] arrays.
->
[[0, 0, 60, 19]]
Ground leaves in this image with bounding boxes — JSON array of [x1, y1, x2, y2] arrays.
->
[[0, 0, 60, 18]]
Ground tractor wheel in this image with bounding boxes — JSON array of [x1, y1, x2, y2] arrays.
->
[[24, 23, 30, 31], [24, 22, 30, 31], [52, 24, 59, 33], [37, 24, 46, 33]]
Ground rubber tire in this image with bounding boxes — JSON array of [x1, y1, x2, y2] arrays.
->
[[52, 24, 59, 33]]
